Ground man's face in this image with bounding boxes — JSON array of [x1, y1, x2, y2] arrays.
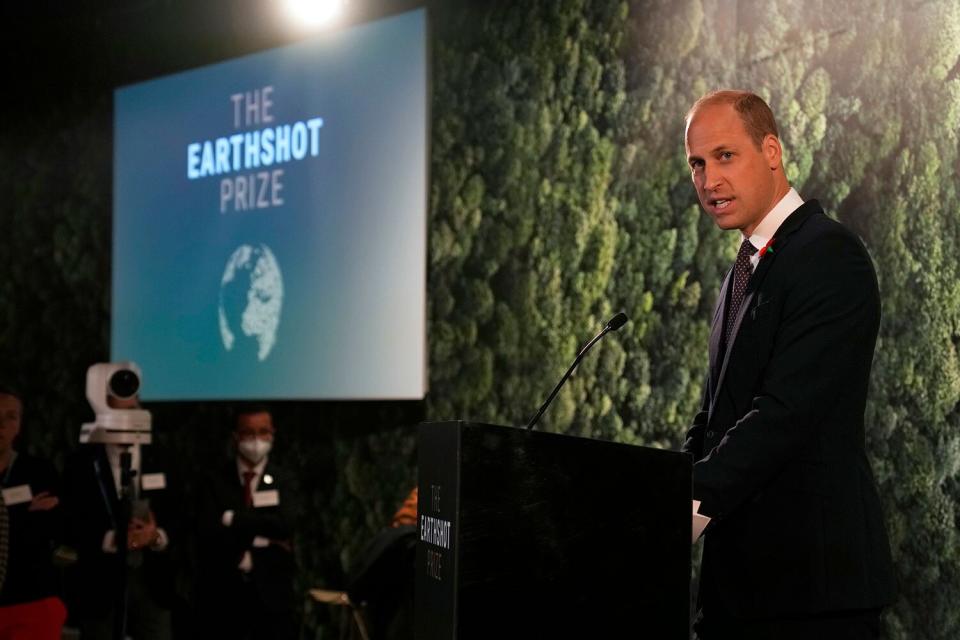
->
[[0, 394, 22, 456], [685, 103, 781, 237], [234, 411, 275, 444]]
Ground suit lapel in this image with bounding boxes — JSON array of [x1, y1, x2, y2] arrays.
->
[[740, 200, 818, 298], [257, 462, 272, 492], [231, 458, 277, 503], [712, 287, 755, 411], [709, 267, 732, 384]]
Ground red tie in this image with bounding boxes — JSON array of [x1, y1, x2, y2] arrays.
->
[[243, 471, 256, 507]]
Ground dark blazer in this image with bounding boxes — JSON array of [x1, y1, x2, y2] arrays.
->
[[0, 451, 61, 606], [61, 444, 183, 618], [682, 200, 897, 620], [196, 458, 296, 615]]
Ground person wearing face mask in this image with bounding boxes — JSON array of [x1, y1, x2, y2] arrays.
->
[[196, 405, 298, 640]]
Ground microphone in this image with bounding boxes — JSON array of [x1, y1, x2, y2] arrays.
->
[[606, 311, 628, 331], [525, 312, 629, 431]]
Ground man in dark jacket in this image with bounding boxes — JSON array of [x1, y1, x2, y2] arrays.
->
[[682, 90, 896, 639], [197, 405, 298, 640], [62, 392, 183, 640]]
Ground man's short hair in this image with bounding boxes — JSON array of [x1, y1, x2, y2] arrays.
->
[[686, 90, 780, 149], [0, 384, 23, 405], [0, 384, 24, 427], [233, 403, 272, 428]]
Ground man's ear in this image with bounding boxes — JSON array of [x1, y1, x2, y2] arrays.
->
[[763, 133, 782, 170]]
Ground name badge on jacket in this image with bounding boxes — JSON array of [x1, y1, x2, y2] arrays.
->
[[2, 484, 33, 506], [253, 490, 280, 508], [141, 472, 167, 491]]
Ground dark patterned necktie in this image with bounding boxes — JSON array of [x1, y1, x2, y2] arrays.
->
[[0, 487, 8, 592], [725, 238, 758, 346]]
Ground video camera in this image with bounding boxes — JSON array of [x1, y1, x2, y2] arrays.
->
[[79, 361, 152, 445]]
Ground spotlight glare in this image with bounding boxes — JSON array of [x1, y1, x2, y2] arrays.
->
[[284, 0, 345, 28]]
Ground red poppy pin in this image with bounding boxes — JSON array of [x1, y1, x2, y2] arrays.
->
[[759, 237, 776, 258]]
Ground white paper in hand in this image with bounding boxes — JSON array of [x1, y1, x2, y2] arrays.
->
[[692, 500, 711, 543]]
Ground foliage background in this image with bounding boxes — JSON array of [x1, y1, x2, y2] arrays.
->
[[1, 0, 957, 638]]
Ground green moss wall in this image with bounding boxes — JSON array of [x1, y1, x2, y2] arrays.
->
[[1, 1, 958, 637]]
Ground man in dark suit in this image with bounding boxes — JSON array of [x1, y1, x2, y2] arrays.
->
[[62, 393, 183, 640], [681, 90, 896, 639], [197, 405, 298, 640]]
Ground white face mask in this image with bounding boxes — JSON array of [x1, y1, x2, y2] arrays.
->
[[238, 438, 272, 464]]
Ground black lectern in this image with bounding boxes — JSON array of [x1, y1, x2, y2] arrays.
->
[[416, 421, 691, 639]]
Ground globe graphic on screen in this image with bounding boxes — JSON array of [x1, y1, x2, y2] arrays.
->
[[218, 244, 284, 362]]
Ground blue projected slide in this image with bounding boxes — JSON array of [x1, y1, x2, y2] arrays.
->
[[112, 9, 427, 401]]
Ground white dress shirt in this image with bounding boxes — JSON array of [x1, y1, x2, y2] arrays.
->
[[746, 187, 805, 271]]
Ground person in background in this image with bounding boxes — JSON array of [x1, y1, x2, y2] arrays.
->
[[62, 392, 183, 640], [342, 485, 418, 640], [390, 487, 417, 528], [0, 385, 66, 640], [197, 404, 298, 640]]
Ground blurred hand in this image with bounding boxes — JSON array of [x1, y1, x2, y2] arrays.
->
[[128, 510, 159, 550], [28, 491, 59, 512]]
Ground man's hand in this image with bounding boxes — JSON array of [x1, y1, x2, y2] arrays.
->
[[128, 510, 160, 550], [28, 491, 59, 512]]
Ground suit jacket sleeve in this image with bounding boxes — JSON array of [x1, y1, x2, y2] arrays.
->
[[681, 376, 710, 461], [231, 499, 294, 541], [61, 449, 114, 556], [10, 454, 62, 548], [198, 464, 295, 569], [693, 229, 880, 519]]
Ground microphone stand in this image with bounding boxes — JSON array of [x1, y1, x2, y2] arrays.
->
[[114, 448, 134, 640], [527, 320, 620, 431]]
